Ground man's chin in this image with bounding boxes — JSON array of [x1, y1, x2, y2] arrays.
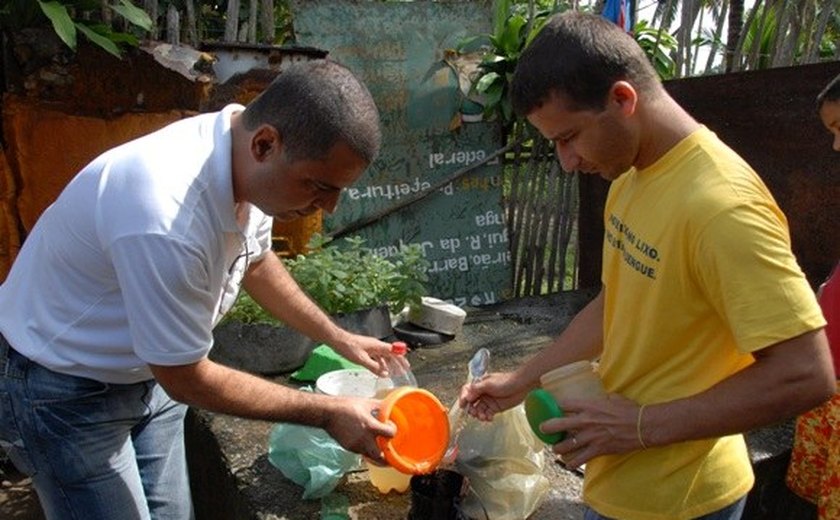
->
[[272, 212, 300, 222], [600, 168, 631, 182]]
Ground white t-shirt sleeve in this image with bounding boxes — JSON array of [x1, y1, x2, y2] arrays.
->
[[109, 234, 214, 366]]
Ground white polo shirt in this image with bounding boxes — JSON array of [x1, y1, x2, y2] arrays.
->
[[0, 104, 272, 384]]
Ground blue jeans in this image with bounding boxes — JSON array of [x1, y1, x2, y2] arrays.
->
[[584, 495, 746, 520], [0, 334, 193, 520]]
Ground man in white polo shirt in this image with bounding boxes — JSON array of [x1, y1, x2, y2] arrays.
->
[[0, 59, 396, 519]]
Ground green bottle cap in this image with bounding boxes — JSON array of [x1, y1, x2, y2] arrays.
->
[[524, 389, 566, 444]]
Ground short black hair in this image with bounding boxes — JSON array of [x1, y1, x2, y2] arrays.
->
[[511, 11, 660, 116], [817, 72, 840, 109], [241, 59, 381, 164]]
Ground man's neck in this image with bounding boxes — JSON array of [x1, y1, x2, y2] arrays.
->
[[635, 95, 701, 170]]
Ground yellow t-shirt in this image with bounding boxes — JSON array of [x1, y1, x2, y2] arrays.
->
[[586, 126, 826, 520]]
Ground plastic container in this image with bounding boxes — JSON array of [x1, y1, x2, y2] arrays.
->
[[368, 387, 450, 493], [367, 462, 412, 494], [539, 360, 606, 403], [368, 342, 420, 493], [315, 368, 377, 398], [376, 387, 450, 473]]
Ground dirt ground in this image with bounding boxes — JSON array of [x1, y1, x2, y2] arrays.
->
[[0, 467, 44, 520]]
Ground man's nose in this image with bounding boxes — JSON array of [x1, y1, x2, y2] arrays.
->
[[315, 191, 341, 214], [555, 143, 581, 172]]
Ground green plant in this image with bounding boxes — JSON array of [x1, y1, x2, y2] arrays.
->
[[222, 291, 275, 325], [222, 234, 429, 325], [1, 0, 152, 59], [285, 234, 429, 315], [457, 0, 559, 130], [633, 19, 678, 80]]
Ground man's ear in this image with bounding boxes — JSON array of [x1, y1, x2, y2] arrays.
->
[[609, 81, 638, 116], [251, 125, 282, 161]]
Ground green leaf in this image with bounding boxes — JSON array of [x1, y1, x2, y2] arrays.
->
[[107, 32, 139, 46], [110, 0, 153, 31], [76, 23, 122, 58], [492, 0, 511, 39], [455, 34, 490, 53], [481, 82, 504, 107], [499, 14, 527, 55], [475, 72, 501, 93], [37, 1, 77, 50], [480, 54, 506, 66]]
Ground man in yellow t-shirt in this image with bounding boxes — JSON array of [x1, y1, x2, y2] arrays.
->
[[460, 12, 835, 520]]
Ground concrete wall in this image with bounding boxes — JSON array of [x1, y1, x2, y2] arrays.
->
[[578, 61, 840, 290]]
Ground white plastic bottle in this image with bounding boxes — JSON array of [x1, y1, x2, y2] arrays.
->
[[368, 341, 416, 493]]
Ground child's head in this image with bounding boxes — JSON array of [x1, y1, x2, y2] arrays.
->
[[817, 73, 840, 152]]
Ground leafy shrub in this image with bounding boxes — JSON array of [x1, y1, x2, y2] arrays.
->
[[285, 234, 429, 315], [222, 234, 429, 324]]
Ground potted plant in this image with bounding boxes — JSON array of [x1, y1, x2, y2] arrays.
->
[[211, 234, 429, 374]]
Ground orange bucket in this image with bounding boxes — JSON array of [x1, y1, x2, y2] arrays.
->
[[375, 387, 450, 475]]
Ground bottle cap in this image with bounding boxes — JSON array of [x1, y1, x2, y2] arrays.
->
[[391, 341, 408, 355], [524, 388, 566, 444], [375, 387, 449, 475]]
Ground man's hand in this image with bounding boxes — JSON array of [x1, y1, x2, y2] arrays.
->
[[322, 396, 396, 464], [331, 333, 394, 376], [459, 371, 532, 421], [541, 394, 641, 469]]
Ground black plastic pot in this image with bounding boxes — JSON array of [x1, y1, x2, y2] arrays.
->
[[408, 469, 467, 520], [210, 305, 392, 375]]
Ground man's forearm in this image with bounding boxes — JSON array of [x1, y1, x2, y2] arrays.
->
[[242, 253, 351, 347], [642, 328, 834, 447]]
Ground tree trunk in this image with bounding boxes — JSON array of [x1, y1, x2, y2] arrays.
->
[[808, 1, 835, 64], [704, 1, 728, 74], [746, 0, 771, 70], [652, 0, 676, 70], [770, 0, 798, 68], [101, 0, 113, 28], [675, 0, 703, 77], [726, 0, 745, 72], [145, 0, 159, 40], [224, 0, 240, 42]]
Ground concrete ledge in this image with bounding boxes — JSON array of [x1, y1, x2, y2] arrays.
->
[[185, 289, 815, 519]]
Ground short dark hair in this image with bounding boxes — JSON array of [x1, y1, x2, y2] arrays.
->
[[817, 73, 840, 108], [511, 11, 661, 116], [241, 59, 381, 163]]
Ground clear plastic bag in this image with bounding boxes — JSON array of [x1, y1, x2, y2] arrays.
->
[[267, 422, 361, 499], [453, 404, 550, 520]]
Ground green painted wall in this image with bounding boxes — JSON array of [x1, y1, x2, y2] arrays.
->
[[292, 0, 512, 307]]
